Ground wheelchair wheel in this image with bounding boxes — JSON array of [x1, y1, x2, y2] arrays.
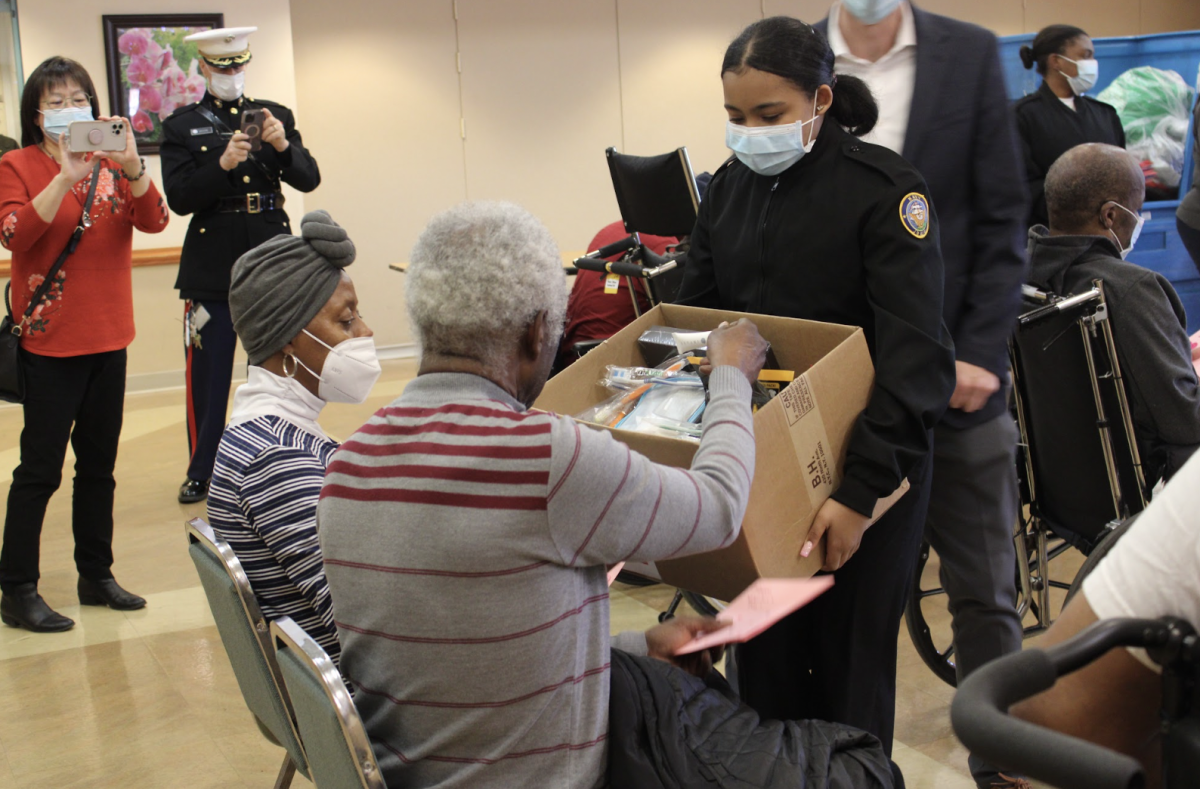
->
[[904, 540, 958, 687], [1064, 514, 1140, 605]]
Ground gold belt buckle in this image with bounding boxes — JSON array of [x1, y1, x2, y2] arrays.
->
[[246, 193, 262, 214]]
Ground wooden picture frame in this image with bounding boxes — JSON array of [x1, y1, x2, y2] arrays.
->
[[102, 13, 224, 154]]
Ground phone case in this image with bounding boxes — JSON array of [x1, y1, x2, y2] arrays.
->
[[240, 110, 263, 152], [67, 120, 126, 152]]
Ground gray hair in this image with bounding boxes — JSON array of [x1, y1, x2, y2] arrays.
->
[[407, 201, 567, 365]]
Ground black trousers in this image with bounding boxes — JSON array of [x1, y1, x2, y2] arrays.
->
[[184, 299, 236, 482], [736, 447, 933, 755], [1, 348, 127, 591]]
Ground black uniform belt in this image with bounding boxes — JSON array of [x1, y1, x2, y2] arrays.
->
[[218, 192, 285, 214]]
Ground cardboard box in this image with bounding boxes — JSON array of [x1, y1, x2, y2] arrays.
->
[[534, 304, 876, 602]]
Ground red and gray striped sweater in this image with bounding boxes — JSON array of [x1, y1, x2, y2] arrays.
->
[[318, 367, 755, 788]]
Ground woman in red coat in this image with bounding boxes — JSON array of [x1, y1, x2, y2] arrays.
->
[[0, 56, 169, 632]]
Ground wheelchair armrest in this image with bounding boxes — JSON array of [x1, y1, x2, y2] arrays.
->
[[952, 617, 1177, 789]]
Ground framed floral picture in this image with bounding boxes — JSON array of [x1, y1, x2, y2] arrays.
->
[[102, 13, 224, 154]]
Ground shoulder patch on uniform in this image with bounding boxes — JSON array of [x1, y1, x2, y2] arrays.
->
[[899, 193, 930, 239]]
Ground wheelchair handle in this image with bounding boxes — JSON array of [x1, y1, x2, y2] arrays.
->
[[1018, 287, 1102, 327], [571, 256, 652, 278], [953, 618, 1170, 789]]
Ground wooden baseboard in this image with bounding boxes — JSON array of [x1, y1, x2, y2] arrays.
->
[[0, 246, 181, 278]]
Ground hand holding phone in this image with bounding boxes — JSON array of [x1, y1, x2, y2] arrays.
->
[[240, 109, 264, 152], [68, 120, 127, 153]]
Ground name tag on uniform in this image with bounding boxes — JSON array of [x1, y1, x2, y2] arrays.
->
[[190, 126, 214, 136]]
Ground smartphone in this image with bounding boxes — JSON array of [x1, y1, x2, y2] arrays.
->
[[68, 120, 126, 152], [240, 109, 264, 152]]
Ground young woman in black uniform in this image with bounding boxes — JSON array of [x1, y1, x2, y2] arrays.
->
[[1015, 25, 1126, 228], [676, 16, 955, 753]]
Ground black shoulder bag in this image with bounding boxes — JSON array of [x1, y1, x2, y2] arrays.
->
[[0, 159, 102, 403]]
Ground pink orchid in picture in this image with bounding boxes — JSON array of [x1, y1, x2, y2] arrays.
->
[[136, 84, 163, 113], [125, 54, 159, 88], [131, 110, 153, 133], [157, 60, 206, 118], [117, 28, 152, 56]]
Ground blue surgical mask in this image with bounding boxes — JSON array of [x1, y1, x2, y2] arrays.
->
[[726, 105, 821, 177], [1108, 202, 1145, 260], [841, 0, 902, 25], [41, 106, 93, 141]]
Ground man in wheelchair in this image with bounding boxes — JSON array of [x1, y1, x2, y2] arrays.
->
[[1027, 142, 1200, 486]]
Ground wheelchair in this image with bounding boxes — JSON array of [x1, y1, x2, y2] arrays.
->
[[906, 282, 1151, 685], [952, 615, 1200, 789], [561, 146, 699, 365]]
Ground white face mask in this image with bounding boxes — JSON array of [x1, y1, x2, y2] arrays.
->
[[1108, 202, 1145, 260], [293, 330, 382, 404], [1057, 56, 1099, 95], [841, 0, 902, 25], [41, 106, 93, 140], [208, 71, 245, 101], [726, 103, 821, 177]]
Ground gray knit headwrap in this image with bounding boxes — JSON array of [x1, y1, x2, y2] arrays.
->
[[230, 210, 357, 365]]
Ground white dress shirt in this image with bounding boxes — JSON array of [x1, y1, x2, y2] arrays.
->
[[827, 1, 918, 156]]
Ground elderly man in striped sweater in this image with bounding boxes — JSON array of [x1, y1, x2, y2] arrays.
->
[[317, 202, 895, 789]]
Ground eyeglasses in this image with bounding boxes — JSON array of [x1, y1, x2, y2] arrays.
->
[[40, 94, 92, 110]]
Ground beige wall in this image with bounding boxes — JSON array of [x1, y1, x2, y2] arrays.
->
[[10, 0, 1200, 386]]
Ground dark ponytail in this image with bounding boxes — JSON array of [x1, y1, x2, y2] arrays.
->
[[722, 16, 878, 137], [1021, 24, 1088, 75]]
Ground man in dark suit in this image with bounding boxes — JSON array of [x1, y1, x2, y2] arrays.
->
[[160, 26, 320, 504], [816, 4, 1029, 787]]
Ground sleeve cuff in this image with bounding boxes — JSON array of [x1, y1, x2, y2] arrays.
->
[[831, 475, 879, 518], [707, 365, 752, 402]]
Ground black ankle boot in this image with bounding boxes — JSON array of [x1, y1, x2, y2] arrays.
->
[[0, 584, 75, 632], [78, 577, 146, 611]]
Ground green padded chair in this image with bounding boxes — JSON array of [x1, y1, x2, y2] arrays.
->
[[185, 518, 310, 788], [271, 617, 386, 789]]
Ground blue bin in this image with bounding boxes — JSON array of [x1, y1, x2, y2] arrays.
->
[[1000, 31, 1200, 332]]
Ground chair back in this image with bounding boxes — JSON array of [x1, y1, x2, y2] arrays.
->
[[605, 146, 700, 238], [271, 617, 386, 789], [1010, 285, 1148, 551], [184, 518, 309, 777]]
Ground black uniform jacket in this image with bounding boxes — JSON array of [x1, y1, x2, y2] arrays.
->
[[160, 92, 321, 300], [677, 122, 956, 516], [1016, 81, 1125, 228], [818, 7, 1029, 431]]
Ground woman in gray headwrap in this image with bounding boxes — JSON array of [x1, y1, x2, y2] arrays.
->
[[206, 210, 378, 665]]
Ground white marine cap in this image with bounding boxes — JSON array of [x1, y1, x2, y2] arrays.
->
[[185, 26, 258, 67]]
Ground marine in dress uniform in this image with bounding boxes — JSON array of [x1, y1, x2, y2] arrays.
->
[[159, 27, 320, 503]]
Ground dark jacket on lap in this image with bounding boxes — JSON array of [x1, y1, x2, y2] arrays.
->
[[608, 649, 898, 789]]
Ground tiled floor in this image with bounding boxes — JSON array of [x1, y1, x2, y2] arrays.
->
[[0, 359, 1078, 787]]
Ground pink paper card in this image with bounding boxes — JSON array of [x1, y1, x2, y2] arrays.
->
[[673, 576, 835, 655], [606, 562, 625, 586]]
